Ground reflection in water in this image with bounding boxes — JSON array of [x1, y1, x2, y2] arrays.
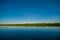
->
[[0, 26, 60, 40]]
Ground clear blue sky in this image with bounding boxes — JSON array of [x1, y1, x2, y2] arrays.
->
[[0, 0, 60, 24]]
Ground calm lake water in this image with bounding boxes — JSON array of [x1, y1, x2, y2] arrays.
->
[[0, 26, 60, 40]]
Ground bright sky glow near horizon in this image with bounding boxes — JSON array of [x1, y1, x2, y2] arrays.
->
[[0, 0, 60, 24]]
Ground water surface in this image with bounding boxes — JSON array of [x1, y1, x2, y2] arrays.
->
[[0, 26, 60, 40]]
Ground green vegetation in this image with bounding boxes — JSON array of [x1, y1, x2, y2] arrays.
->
[[0, 23, 60, 27]]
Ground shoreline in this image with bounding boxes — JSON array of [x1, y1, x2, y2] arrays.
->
[[0, 23, 60, 26]]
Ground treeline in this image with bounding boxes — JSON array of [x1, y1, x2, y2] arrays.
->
[[0, 23, 60, 26]]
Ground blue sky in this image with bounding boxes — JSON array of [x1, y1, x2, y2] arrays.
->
[[0, 0, 60, 24]]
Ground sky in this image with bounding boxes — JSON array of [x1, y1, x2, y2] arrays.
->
[[0, 0, 60, 24]]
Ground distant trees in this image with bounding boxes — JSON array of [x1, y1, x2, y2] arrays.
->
[[0, 23, 60, 26]]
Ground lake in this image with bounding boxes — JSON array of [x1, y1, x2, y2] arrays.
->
[[0, 26, 60, 40]]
